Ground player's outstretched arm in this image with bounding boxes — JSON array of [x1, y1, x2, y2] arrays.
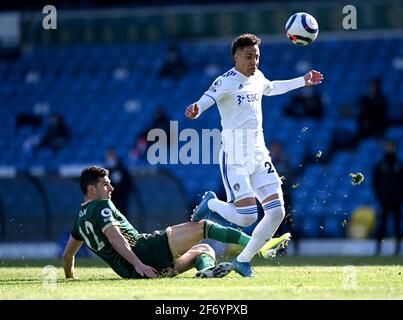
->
[[63, 235, 83, 279], [304, 70, 324, 86], [104, 225, 158, 278], [185, 103, 199, 119]]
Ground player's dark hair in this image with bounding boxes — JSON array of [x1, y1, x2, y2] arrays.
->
[[231, 33, 261, 56], [80, 166, 109, 195]]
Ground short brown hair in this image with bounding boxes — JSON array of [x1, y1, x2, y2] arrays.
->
[[231, 33, 261, 56], [80, 166, 109, 195]]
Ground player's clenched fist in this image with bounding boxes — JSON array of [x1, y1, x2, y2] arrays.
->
[[185, 103, 199, 119]]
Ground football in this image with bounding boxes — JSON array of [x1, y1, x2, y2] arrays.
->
[[285, 12, 319, 46]]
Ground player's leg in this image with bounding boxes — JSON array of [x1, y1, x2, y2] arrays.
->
[[168, 220, 252, 255], [173, 243, 215, 274], [229, 149, 289, 276], [168, 219, 289, 277], [193, 149, 258, 227], [164, 223, 218, 277], [168, 221, 205, 257], [173, 244, 232, 278], [201, 219, 289, 256], [236, 184, 285, 264], [201, 186, 284, 278]]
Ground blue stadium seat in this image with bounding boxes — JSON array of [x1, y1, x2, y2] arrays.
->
[[299, 216, 320, 238], [322, 216, 344, 238]]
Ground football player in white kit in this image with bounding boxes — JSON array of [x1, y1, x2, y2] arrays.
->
[[185, 34, 323, 277]]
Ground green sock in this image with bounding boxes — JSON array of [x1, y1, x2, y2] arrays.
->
[[195, 252, 215, 271], [203, 220, 251, 247]]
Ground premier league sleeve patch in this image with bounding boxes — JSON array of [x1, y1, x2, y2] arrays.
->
[[208, 78, 223, 93], [213, 79, 222, 87], [101, 208, 113, 222]]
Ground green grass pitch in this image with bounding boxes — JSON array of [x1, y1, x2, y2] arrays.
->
[[1, 256, 402, 300]]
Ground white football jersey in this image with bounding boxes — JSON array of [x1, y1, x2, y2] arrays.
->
[[194, 67, 305, 155]]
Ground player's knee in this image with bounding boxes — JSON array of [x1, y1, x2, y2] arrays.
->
[[192, 243, 213, 252], [237, 213, 258, 227], [276, 206, 286, 221], [194, 243, 215, 259], [264, 204, 285, 222], [235, 202, 258, 227]]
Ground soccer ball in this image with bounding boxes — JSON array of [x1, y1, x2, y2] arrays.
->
[[285, 12, 319, 46]]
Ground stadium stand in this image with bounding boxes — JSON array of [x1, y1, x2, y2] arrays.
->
[[1, 34, 402, 241]]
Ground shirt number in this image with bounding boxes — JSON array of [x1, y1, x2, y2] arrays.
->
[[79, 221, 105, 252]]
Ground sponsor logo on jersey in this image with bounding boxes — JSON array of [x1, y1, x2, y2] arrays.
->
[[233, 183, 240, 191], [101, 208, 112, 218], [208, 86, 217, 93]]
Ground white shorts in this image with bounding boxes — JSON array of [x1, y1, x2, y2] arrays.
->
[[219, 147, 283, 202]]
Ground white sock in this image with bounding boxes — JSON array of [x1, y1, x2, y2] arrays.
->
[[237, 200, 285, 263], [208, 199, 257, 227]]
